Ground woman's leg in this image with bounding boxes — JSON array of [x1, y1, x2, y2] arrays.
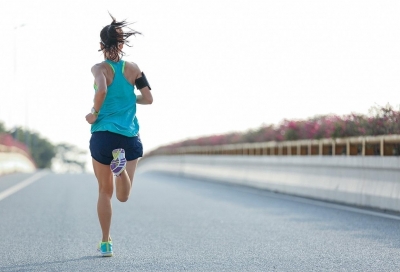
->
[[115, 159, 138, 202], [92, 158, 114, 242]]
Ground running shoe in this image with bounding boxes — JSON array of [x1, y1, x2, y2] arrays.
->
[[110, 148, 127, 176], [98, 241, 113, 257], [100, 242, 113, 257]]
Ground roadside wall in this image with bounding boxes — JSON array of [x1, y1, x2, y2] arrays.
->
[[0, 146, 36, 175], [138, 155, 400, 212]]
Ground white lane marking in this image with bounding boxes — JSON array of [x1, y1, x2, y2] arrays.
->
[[0, 171, 48, 202]]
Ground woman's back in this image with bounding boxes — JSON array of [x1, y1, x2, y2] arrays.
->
[[91, 59, 140, 137]]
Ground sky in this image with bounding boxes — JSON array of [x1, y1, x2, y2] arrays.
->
[[0, 0, 399, 170]]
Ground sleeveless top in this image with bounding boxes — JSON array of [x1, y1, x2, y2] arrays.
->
[[91, 59, 139, 137]]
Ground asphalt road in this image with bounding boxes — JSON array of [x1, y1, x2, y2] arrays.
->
[[1, 169, 400, 272]]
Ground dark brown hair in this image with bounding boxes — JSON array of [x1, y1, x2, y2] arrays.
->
[[99, 13, 141, 61]]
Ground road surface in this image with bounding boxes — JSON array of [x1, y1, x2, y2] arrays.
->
[[1, 170, 400, 271]]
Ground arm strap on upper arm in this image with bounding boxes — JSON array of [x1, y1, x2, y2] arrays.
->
[[135, 72, 151, 90]]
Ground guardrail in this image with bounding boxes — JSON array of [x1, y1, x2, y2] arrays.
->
[[0, 143, 32, 158], [149, 135, 400, 157], [0, 144, 36, 175], [138, 154, 400, 212], [141, 134, 400, 212]]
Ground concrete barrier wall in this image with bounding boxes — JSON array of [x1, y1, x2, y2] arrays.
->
[[0, 152, 36, 176], [138, 155, 400, 212]]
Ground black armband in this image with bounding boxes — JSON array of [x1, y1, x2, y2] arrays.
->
[[135, 72, 151, 90]]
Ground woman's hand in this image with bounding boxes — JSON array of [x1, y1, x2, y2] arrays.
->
[[85, 113, 98, 124]]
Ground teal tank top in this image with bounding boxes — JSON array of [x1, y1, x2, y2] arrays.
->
[[91, 59, 139, 137]]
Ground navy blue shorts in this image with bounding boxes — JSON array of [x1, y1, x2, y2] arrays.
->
[[89, 131, 143, 165]]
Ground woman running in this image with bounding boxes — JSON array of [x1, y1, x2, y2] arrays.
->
[[85, 14, 153, 257]]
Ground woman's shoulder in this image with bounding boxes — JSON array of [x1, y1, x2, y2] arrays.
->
[[124, 61, 140, 71], [91, 62, 109, 73], [123, 61, 142, 79]]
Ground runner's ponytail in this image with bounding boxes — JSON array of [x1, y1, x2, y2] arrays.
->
[[99, 12, 141, 61]]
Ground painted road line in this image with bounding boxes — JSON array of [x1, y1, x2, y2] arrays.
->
[[0, 171, 48, 202]]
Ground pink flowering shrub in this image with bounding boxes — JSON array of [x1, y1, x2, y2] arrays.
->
[[0, 133, 30, 153], [154, 104, 400, 153]]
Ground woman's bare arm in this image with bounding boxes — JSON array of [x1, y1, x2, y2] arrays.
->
[[91, 64, 108, 111], [85, 64, 108, 124]]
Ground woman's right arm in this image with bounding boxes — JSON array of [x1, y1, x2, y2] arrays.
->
[[85, 64, 108, 124], [91, 64, 108, 111]]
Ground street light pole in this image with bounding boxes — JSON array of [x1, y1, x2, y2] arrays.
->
[[12, 24, 28, 148], [13, 24, 25, 77], [0, 24, 26, 135]]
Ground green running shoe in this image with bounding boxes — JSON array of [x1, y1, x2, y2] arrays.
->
[[97, 238, 113, 257]]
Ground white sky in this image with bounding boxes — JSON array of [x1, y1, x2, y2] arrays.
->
[[0, 0, 399, 168]]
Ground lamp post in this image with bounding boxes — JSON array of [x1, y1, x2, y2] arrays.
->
[[13, 24, 28, 148], [13, 24, 25, 78]]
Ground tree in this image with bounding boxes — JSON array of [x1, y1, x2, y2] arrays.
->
[[0, 122, 6, 133], [9, 127, 56, 168]]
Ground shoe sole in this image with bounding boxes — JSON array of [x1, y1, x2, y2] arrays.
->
[[101, 252, 113, 257], [111, 149, 126, 176], [110, 158, 127, 176]]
